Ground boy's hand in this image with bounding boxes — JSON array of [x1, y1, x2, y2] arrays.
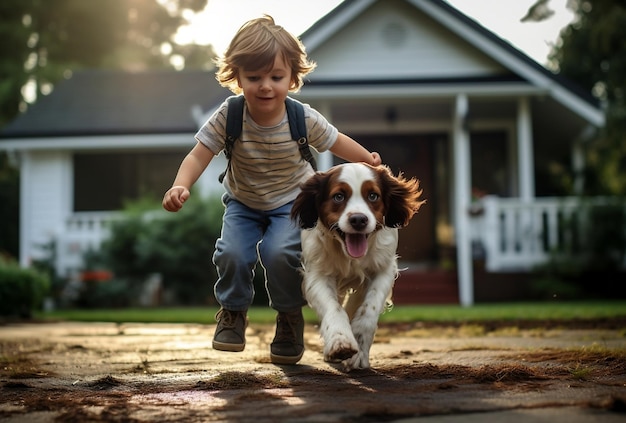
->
[[371, 152, 382, 166], [163, 186, 190, 212]]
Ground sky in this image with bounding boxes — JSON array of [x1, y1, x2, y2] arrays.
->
[[173, 0, 576, 66]]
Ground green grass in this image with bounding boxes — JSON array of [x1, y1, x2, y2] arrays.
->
[[379, 301, 626, 323], [36, 301, 626, 325]]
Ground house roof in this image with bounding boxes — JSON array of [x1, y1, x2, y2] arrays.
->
[[0, 69, 231, 139], [299, 0, 603, 126]]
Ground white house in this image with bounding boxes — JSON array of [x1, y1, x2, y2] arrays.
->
[[0, 0, 606, 305]]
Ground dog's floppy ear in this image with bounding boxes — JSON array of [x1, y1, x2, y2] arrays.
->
[[378, 166, 425, 228], [291, 172, 326, 229]]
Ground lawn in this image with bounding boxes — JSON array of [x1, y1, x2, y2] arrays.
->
[[37, 300, 626, 325]]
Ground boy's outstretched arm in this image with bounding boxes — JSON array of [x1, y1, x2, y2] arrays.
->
[[163, 142, 215, 212], [329, 133, 381, 166]]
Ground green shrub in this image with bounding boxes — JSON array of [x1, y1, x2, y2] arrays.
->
[[90, 193, 225, 306], [0, 258, 50, 317], [532, 201, 626, 299], [75, 193, 272, 308], [583, 203, 626, 272], [74, 278, 142, 309]]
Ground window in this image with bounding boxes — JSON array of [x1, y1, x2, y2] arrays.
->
[[470, 131, 510, 198], [73, 151, 186, 211]]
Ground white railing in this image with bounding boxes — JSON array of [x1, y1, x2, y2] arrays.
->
[[55, 211, 120, 276], [471, 196, 625, 272]]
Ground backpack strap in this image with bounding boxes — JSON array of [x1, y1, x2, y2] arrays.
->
[[285, 97, 317, 171], [219, 96, 245, 182], [219, 95, 316, 183]]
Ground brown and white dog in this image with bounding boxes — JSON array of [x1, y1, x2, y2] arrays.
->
[[291, 163, 424, 371]]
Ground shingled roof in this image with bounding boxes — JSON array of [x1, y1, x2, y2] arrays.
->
[[1, 69, 231, 138]]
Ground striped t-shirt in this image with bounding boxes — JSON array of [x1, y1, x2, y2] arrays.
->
[[195, 97, 338, 211]]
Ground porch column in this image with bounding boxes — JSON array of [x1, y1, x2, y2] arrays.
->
[[517, 97, 535, 200], [572, 124, 595, 195], [453, 94, 474, 306], [316, 101, 334, 171], [572, 141, 584, 195], [18, 151, 31, 268]]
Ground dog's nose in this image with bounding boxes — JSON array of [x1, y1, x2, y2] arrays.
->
[[349, 213, 368, 230]]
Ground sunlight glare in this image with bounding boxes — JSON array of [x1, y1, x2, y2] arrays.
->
[[172, 0, 344, 53], [21, 77, 37, 103], [160, 42, 173, 55], [24, 52, 37, 71], [170, 54, 185, 71]]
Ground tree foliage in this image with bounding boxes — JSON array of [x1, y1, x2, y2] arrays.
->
[[0, 0, 214, 127], [549, 0, 626, 195]]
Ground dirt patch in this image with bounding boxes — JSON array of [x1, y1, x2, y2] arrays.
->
[[1, 320, 625, 422]]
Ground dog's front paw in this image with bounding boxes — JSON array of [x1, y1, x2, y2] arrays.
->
[[327, 346, 358, 362], [343, 351, 370, 372], [324, 333, 358, 362]]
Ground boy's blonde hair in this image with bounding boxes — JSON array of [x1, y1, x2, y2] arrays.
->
[[215, 15, 316, 94]]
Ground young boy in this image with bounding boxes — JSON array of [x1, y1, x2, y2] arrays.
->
[[162, 15, 381, 365]]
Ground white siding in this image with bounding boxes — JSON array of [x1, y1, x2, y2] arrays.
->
[[309, 0, 504, 80], [20, 151, 72, 265], [196, 154, 228, 198]]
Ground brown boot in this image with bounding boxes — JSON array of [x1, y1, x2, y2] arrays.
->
[[212, 308, 247, 352], [270, 309, 304, 364]]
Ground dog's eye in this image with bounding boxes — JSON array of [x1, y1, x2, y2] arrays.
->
[[368, 192, 380, 202], [333, 193, 345, 203]]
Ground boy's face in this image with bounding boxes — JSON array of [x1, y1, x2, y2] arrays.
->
[[238, 54, 292, 125]]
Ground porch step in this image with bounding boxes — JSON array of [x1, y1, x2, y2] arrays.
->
[[393, 268, 459, 304]]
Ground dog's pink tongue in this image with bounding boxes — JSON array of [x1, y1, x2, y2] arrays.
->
[[346, 233, 368, 258]]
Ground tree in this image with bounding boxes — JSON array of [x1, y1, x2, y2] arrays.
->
[[547, 0, 626, 195], [0, 0, 213, 127]]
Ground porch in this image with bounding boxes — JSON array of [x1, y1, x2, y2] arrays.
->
[[470, 196, 626, 272], [55, 211, 120, 277], [394, 195, 625, 304]]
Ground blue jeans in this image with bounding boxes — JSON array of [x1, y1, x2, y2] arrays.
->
[[212, 194, 306, 312]]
